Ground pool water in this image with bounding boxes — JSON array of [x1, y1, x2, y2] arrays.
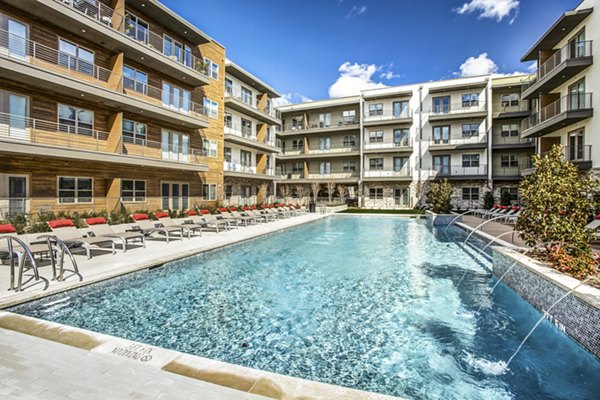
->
[[12, 217, 600, 399]]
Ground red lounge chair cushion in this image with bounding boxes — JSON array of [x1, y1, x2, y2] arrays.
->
[[86, 217, 107, 226], [595, 214, 600, 220], [242, 206, 250, 210], [131, 214, 149, 221], [512, 206, 519, 211], [49, 219, 75, 229], [200, 209, 211, 215], [186, 210, 198, 216], [155, 212, 169, 219], [0, 224, 17, 233], [229, 207, 237, 211], [218, 208, 228, 212], [251, 206, 257, 210]]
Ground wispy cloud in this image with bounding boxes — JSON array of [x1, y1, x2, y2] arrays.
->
[[328, 62, 390, 98], [345, 5, 367, 19], [455, 0, 519, 23], [336, 0, 344, 6], [455, 52, 533, 78], [273, 93, 313, 106]]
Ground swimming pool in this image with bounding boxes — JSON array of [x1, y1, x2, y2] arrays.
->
[[11, 217, 600, 399]]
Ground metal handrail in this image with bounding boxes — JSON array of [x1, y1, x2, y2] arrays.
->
[[225, 87, 278, 118], [363, 138, 412, 149], [363, 168, 412, 177], [429, 136, 487, 146], [523, 93, 593, 130], [432, 164, 488, 176], [429, 101, 487, 115], [281, 118, 359, 132], [364, 109, 412, 120], [0, 235, 45, 292]]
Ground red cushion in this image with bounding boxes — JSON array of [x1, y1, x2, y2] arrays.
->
[[200, 209, 211, 215], [251, 206, 257, 210], [48, 219, 75, 229], [85, 217, 107, 226], [512, 206, 519, 211], [229, 207, 237, 211], [186, 210, 198, 216], [155, 212, 169, 219], [131, 214, 149, 221], [218, 208, 228, 212], [243, 206, 250, 210], [0, 224, 17, 234]]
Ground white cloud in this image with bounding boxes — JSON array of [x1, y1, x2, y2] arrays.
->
[[346, 5, 367, 19], [273, 93, 313, 106], [527, 62, 537, 73], [455, 0, 519, 23], [456, 53, 535, 78], [328, 62, 388, 98]]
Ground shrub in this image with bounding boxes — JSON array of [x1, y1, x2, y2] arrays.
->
[[515, 144, 599, 279], [426, 179, 452, 214], [483, 191, 495, 210], [500, 189, 512, 206]]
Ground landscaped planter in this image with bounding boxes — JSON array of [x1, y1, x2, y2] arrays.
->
[[492, 247, 600, 359], [426, 210, 460, 227]]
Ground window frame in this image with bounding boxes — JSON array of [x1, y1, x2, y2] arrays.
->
[[57, 176, 93, 204], [121, 179, 146, 203]]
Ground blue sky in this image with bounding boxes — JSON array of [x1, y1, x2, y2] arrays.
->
[[163, 0, 581, 103]]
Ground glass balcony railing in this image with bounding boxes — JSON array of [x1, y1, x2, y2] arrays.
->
[[431, 164, 488, 177], [429, 101, 487, 116], [223, 161, 276, 176], [54, 0, 211, 79], [429, 136, 487, 146], [224, 122, 277, 147], [363, 168, 412, 178], [281, 117, 358, 132], [522, 93, 593, 131], [364, 109, 412, 122], [225, 87, 279, 119], [363, 138, 412, 150]]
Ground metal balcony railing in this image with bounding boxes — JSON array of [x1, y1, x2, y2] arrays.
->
[[564, 144, 592, 163], [0, 29, 211, 121], [281, 117, 359, 132], [492, 135, 534, 146], [522, 41, 593, 91], [224, 122, 277, 147], [280, 148, 305, 155], [223, 160, 256, 174], [432, 164, 488, 177], [492, 102, 530, 114], [54, 0, 212, 79], [363, 138, 412, 150], [225, 87, 279, 118], [522, 93, 593, 131], [364, 109, 412, 121], [363, 168, 412, 178], [306, 170, 360, 179], [429, 136, 487, 146], [307, 145, 359, 154], [429, 101, 487, 115]]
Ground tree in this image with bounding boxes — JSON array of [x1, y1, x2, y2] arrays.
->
[[500, 189, 512, 206], [337, 184, 348, 204], [297, 185, 310, 205], [426, 179, 452, 214], [279, 184, 290, 203], [326, 181, 336, 203], [310, 182, 320, 204], [515, 144, 598, 279], [257, 182, 270, 205], [483, 191, 495, 209]]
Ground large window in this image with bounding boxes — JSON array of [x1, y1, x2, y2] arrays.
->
[[568, 129, 584, 161], [432, 96, 450, 113], [124, 12, 148, 44], [241, 118, 252, 137], [291, 139, 304, 150], [161, 130, 189, 161], [203, 184, 217, 200], [224, 185, 232, 200], [58, 177, 92, 203], [204, 98, 218, 118], [395, 188, 410, 206], [500, 154, 519, 168], [369, 188, 383, 199], [319, 137, 331, 150], [343, 135, 356, 147], [501, 187, 519, 202], [58, 38, 94, 75], [433, 155, 450, 175], [501, 124, 519, 137], [240, 150, 252, 167], [343, 161, 356, 172], [462, 123, 479, 137], [204, 57, 219, 79], [163, 35, 183, 63], [162, 82, 191, 114], [462, 187, 479, 201], [241, 87, 253, 105], [394, 128, 409, 146], [368, 103, 383, 116], [462, 93, 479, 107], [292, 163, 303, 173], [369, 130, 384, 143], [224, 112, 233, 129], [225, 78, 233, 95], [432, 125, 450, 144], [393, 157, 409, 174], [393, 101, 409, 118], [122, 119, 146, 145], [123, 65, 148, 95], [121, 179, 146, 202], [58, 104, 93, 136], [501, 94, 519, 107], [342, 110, 356, 124], [462, 154, 480, 167], [369, 158, 384, 170], [203, 139, 218, 157], [319, 113, 331, 128], [224, 146, 232, 162], [319, 161, 331, 175]]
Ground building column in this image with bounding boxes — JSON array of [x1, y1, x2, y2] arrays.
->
[[105, 177, 121, 213], [107, 112, 123, 153]]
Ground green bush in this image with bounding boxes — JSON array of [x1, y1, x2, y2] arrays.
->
[[426, 179, 453, 214], [483, 191, 495, 209], [500, 189, 512, 206]]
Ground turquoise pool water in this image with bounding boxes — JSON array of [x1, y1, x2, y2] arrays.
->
[[12, 217, 600, 399]]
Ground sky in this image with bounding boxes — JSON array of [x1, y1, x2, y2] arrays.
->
[[162, 0, 582, 104]]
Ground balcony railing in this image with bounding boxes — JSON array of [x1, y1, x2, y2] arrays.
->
[[432, 164, 488, 177], [522, 41, 593, 91], [225, 87, 278, 118], [224, 161, 256, 174], [281, 148, 305, 155], [0, 112, 208, 164], [429, 136, 487, 146], [492, 102, 529, 114], [307, 145, 359, 154], [306, 170, 360, 179], [54, 0, 211, 79], [492, 135, 534, 146], [224, 122, 277, 147], [363, 109, 412, 121], [564, 145, 592, 163], [522, 93, 593, 131], [0, 29, 211, 122], [281, 118, 359, 132], [363, 168, 412, 178], [363, 139, 413, 150], [429, 101, 487, 116]]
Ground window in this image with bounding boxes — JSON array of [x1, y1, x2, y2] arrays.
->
[[462, 187, 479, 201], [569, 29, 586, 58], [161, 130, 189, 161], [319, 137, 331, 151], [501, 94, 519, 107], [319, 161, 331, 175], [432, 96, 450, 113], [121, 179, 146, 202], [568, 79, 586, 110], [433, 126, 450, 144], [241, 87, 253, 105], [225, 78, 233, 95], [224, 185, 232, 199], [224, 146, 232, 162], [162, 82, 191, 114], [123, 65, 148, 95], [203, 184, 217, 200], [393, 101, 409, 118], [163, 35, 183, 63], [161, 182, 189, 210], [203, 139, 218, 157], [394, 188, 410, 206], [462, 154, 480, 167], [433, 155, 450, 175], [291, 187, 298, 198], [369, 158, 384, 170], [184, 45, 193, 69], [241, 186, 252, 198], [501, 187, 519, 201], [368, 103, 383, 116], [125, 12, 148, 44], [501, 124, 519, 137], [343, 161, 356, 172], [369, 188, 383, 199], [224, 112, 232, 128], [500, 154, 519, 168], [203, 98, 218, 118], [58, 104, 93, 136], [568, 129, 584, 161], [393, 157, 409, 174], [292, 139, 304, 150], [204, 58, 219, 79], [394, 128, 409, 146], [291, 117, 304, 130], [240, 150, 252, 167], [319, 113, 331, 128], [58, 38, 94, 75], [369, 130, 384, 143], [292, 163, 303, 173], [343, 135, 356, 147], [342, 110, 356, 124], [461, 123, 479, 137], [122, 119, 146, 145], [462, 93, 479, 107], [58, 177, 92, 203]]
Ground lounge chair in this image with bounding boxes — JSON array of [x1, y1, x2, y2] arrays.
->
[[201, 211, 231, 232], [153, 212, 198, 238], [247, 209, 274, 222], [84, 217, 145, 252], [216, 208, 240, 229], [48, 219, 115, 259], [130, 214, 185, 243], [229, 210, 256, 226], [585, 216, 600, 231]]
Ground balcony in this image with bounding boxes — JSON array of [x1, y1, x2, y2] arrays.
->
[[278, 146, 360, 159], [430, 164, 488, 180], [280, 118, 359, 134], [0, 29, 211, 129], [492, 135, 535, 149], [223, 161, 279, 180], [276, 169, 359, 182], [363, 168, 413, 181], [492, 165, 528, 180], [522, 93, 593, 137], [429, 101, 488, 121], [0, 113, 209, 172], [363, 109, 412, 127], [428, 136, 488, 151], [3, 0, 212, 86], [522, 41, 593, 99], [224, 123, 280, 153], [564, 145, 592, 169], [363, 139, 413, 153], [492, 102, 531, 120], [225, 87, 280, 125]]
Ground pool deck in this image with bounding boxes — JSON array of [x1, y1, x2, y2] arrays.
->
[[457, 215, 527, 249]]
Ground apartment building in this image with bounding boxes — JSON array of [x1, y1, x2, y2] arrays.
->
[[223, 60, 281, 206], [0, 0, 225, 217], [520, 0, 596, 177], [277, 96, 361, 201]]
